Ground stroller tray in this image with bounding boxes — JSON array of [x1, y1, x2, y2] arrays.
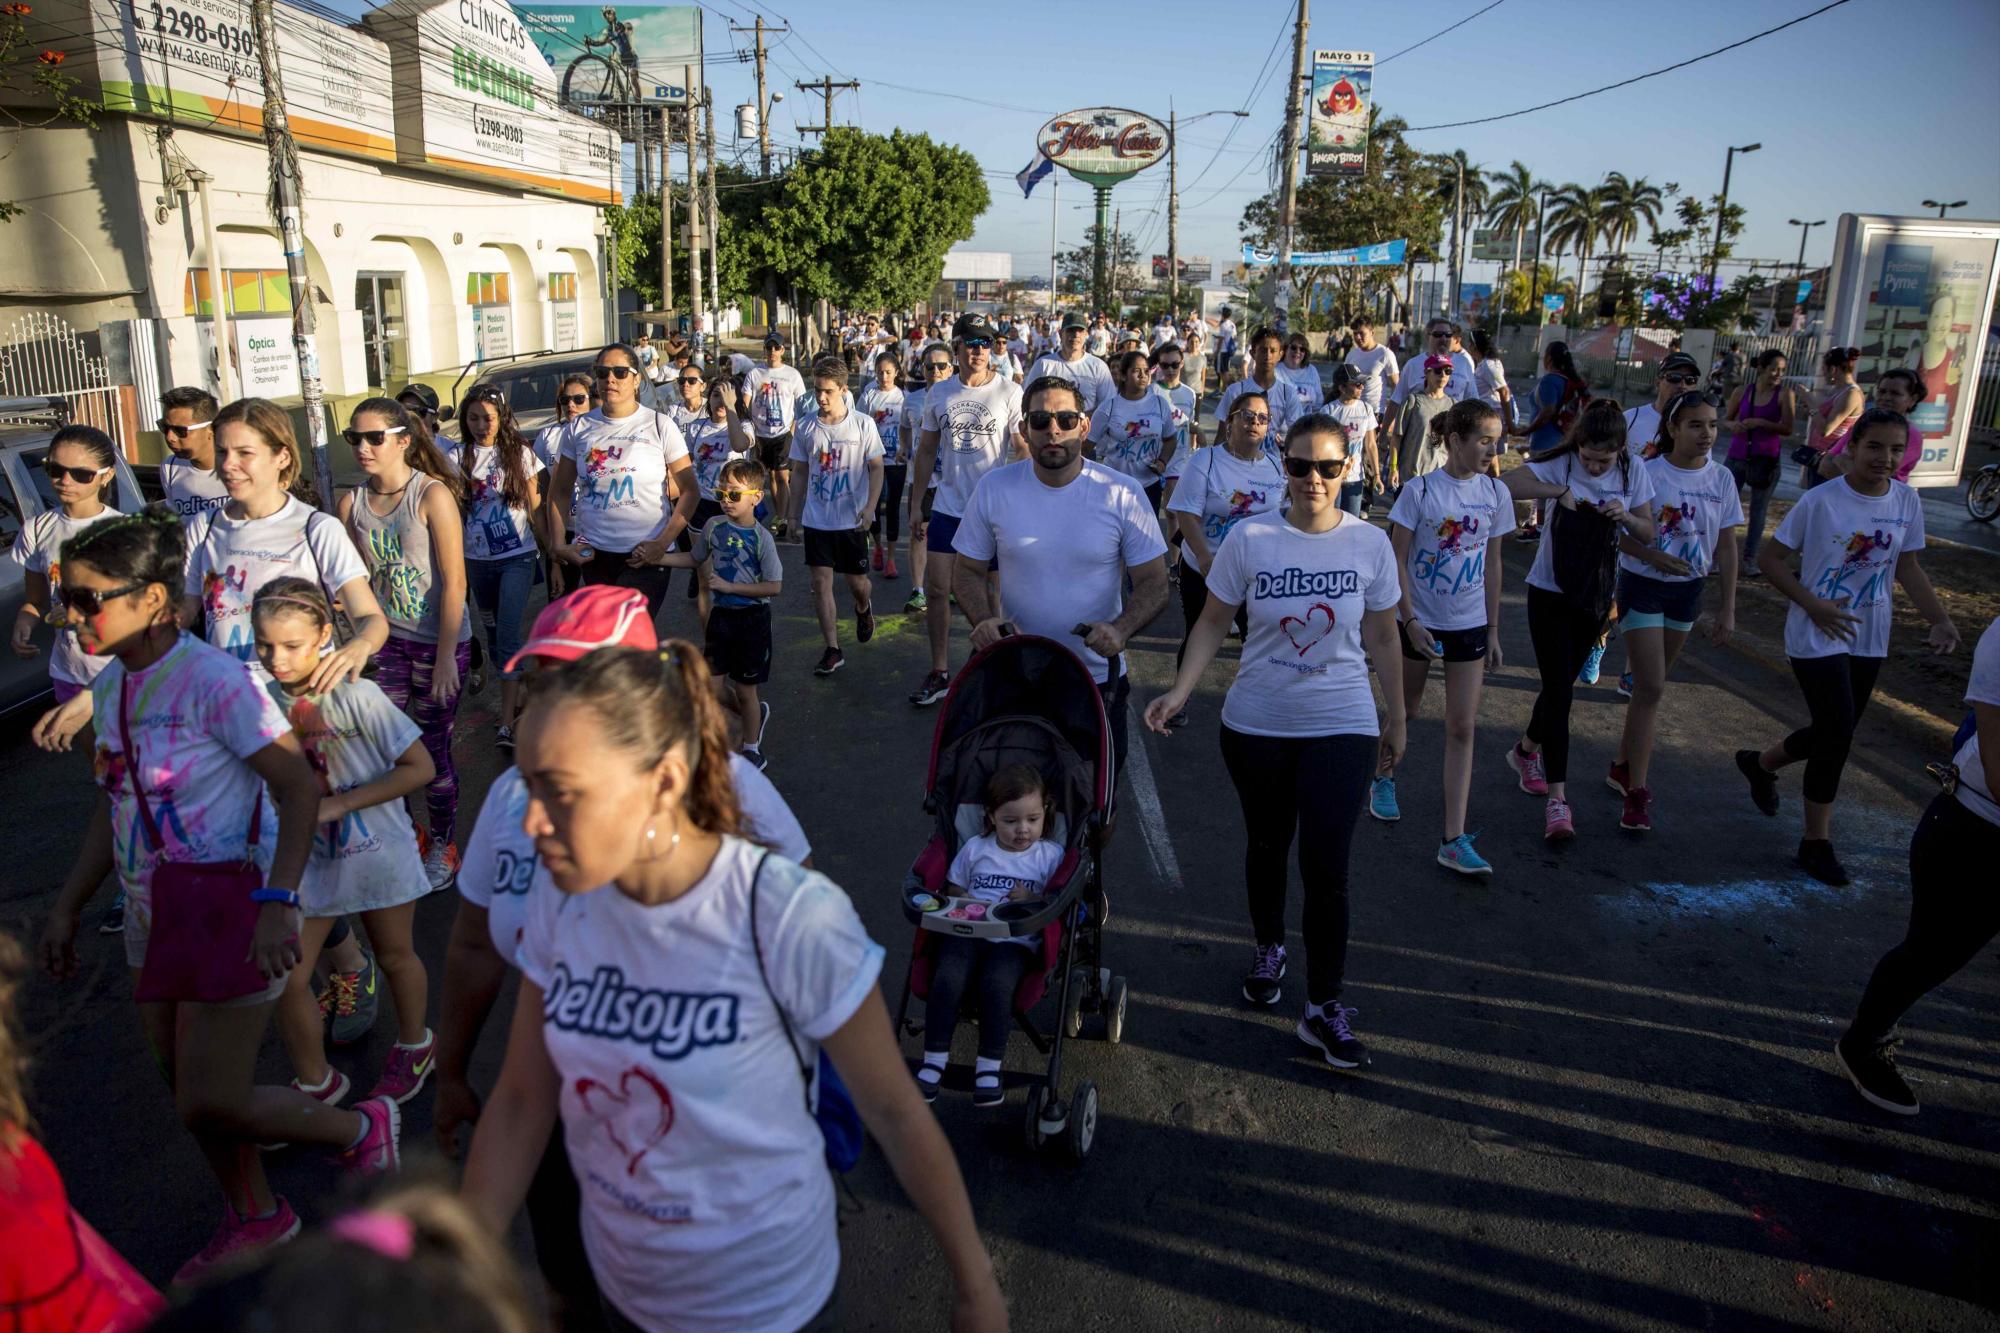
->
[[906, 887, 1070, 940]]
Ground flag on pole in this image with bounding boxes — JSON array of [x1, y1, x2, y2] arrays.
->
[[1017, 152, 1054, 198]]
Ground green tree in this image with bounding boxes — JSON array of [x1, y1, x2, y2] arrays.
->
[[1543, 181, 1612, 318], [1056, 225, 1141, 312], [1597, 172, 1670, 262], [1429, 148, 1486, 293], [604, 191, 678, 311], [2, 6, 100, 223], [1483, 160, 1546, 314]]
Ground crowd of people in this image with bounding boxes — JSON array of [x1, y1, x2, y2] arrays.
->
[[3, 298, 1993, 1332]]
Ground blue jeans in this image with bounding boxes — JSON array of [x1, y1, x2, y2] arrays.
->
[[466, 552, 539, 677], [1338, 479, 1365, 517], [1723, 455, 1777, 561]]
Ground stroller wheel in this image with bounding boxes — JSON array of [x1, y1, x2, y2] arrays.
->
[[1062, 966, 1090, 1040], [1104, 976, 1128, 1045], [1065, 1081, 1099, 1161], [1022, 1084, 1049, 1153]]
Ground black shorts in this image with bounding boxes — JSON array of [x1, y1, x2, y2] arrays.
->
[[1098, 669, 1130, 793], [756, 432, 791, 472], [804, 526, 868, 574], [1399, 621, 1489, 663], [1617, 570, 1704, 631], [704, 604, 773, 684], [920, 486, 936, 522]]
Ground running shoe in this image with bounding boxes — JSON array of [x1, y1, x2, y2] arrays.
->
[[1507, 743, 1549, 796], [871, 545, 884, 571], [740, 746, 768, 772], [1615, 670, 1633, 700], [328, 952, 380, 1048], [99, 890, 125, 935], [258, 1069, 352, 1150], [1241, 943, 1287, 1006], [1620, 786, 1653, 832], [1577, 642, 1607, 685], [773, 519, 789, 542], [903, 588, 927, 614], [1543, 798, 1575, 842], [755, 700, 771, 752], [496, 722, 514, 753], [1834, 1033, 1918, 1115], [335, 1096, 402, 1176], [1796, 838, 1850, 887], [855, 603, 876, 644], [908, 669, 950, 706], [814, 647, 845, 676], [1606, 760, 1631, 796], [883, 554, 899, 580], [172, 1199, 301, 1287], [1735, 748, 1780, 816], [1296, 1003, 1370, 1069], [368, 1029, 436, 1105], [1437, 833, 1493, 877], [1516, 525, 1540, 542], [1367, 776, 1401, 823], [422, 840, 460, 891]]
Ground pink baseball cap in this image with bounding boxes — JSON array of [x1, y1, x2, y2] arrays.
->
[[505, 586, 657, 672], [1423, 354, 1453, 374]]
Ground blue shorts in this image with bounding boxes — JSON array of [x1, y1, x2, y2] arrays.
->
[[925, 509, 998, 568], [1618, 570, 1702, 632]]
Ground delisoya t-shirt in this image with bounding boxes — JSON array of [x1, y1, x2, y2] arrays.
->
[[947, 833, 1064, 949], [458, 443, 545, 561], [682, 417, 744, 503], [1772, 475, 1925, 660], [1202, 511, 1402, 738], [1164, 446, 1284, 576], [516, 836, 881, 1333], [11, 505, 124, 686], [1387, 470, 1517, 632], [1087, 387, 1178, 483], [183, 496, 369, 670], [1619, 456, 1744, 583], [788, 408, 883, 532], [267, 675, 427, 916], [558, 407, 691, 553], [855, 384, 907, 465], [920, 373, 1024, 519], [693, 517, 782, 609], [91, 633, 287, 919], [743, 364, 807, 439], [1522, 455, 1658, 595], [161, 457, 230, 520], [1949, 616, 1999, 827]]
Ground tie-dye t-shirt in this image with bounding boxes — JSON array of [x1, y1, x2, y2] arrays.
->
[[91, 634, 287, 953], [183, 496, 368, 673], [265, 675, 428, 915], [1619, 456, 1744, 583]]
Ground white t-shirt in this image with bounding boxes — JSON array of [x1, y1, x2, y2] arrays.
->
[[788, 409, 883, 531], [161, 458, 230, 520], [1203, 511, 1401, 738], [1951, 617, 2000, 826], [1083, 328, 1110, 358], [1150, 321, 1175, 350], [1165, 446, 1285, 576], [11, 505, 124, 686], [1161, 382, 1197, 454], [457, 443, 545, 561], [1522, 455, 1658, 596], [517, 837, 881, 1333], [952, 460, 1167, 684], [1217, 375, 1311, 445], [744, 364, 807, 439], [184, 496, 369, 670], [1624, 403, 1663, 463], [1087, 388, 1178, 483], [1216, 318, 1239, 353], [1344, 344, 1398, 414], [1475, 358, 1509, 413], [1327, 399, 1378, 453], [533, 422, 568, 472], [920, 373, 1023, 519], [1023, 353, 1114, 415], [948, 834, 1064, 948], [1772, 476, 1924, 660], [1620, 456, 1743, 583], [1278, 361, 1325, 405], [558, 408, 691, 553], [899, 385, 931, 466], [683, 417, 745, 503], [855, 385, 906, 466], [267, 676, 427, 916], [1387, 470, 1516, 631]]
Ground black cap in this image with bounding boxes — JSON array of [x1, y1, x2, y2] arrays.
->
[[396, 383, 440, 414], [1331, 363, 1360, 388], [1658, 352, 1701, 378], [952, 313, 997, 342], [764, 330, 789, 348]]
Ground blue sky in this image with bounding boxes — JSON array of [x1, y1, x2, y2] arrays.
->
[[330, 0, 2000, 284]]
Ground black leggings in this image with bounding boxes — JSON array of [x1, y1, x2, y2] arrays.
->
[[1524, 584, 1609, 786], [1219, 726, 1374, 1005], [1176, 560, 1248, 669], [1782, 653, 1883, 804], [924, 937, 1031, 1059], [579, 547, 670, 615], [1849, 793, 2000, 1042], [527, 1124, 607, 1331], [873, 464, 908, 543]]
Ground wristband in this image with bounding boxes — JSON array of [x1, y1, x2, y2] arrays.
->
[[251, 888, 302, 908]]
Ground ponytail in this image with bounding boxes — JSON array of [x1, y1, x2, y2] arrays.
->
[[1546, 340, 1581, 384], [665, 639, 743, 838], [1429, 397, 1499, 444]]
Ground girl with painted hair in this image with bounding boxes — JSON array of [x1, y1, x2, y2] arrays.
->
[[461, 644, 1004, 1332]]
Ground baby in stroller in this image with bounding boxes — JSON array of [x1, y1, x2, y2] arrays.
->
[[917, 764, 1065, 1107]]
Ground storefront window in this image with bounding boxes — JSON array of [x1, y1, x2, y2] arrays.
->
[[469, 271, 514, 361], [356, 273, 410, 390]]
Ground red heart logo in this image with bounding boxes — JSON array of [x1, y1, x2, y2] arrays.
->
[[575, 1066, 675, 1176], [1278, 602, 1337, 656]]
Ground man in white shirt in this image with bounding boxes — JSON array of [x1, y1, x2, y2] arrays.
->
[[1343, 315, 1398, 415], [1151, 314, 1175, 350], [1448, 326, 1477, 402], [1623, 351, 1705, 461], [953, 374, 1169, 823], [1084, 318, 1112, 359], [158, 385, 230, 519], [744, 333, 807, 537], [1214, 309, 1239, 385], [1391, 319, 1474, 407], [1025, 312, 1115, 413]]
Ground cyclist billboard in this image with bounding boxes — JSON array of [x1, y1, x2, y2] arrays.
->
[[518, 3, 702, 105]]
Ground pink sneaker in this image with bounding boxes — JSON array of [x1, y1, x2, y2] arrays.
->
[[1606, 760, 1631, 796], [335, 1095, 402, 1177], [368, 1030, 436, 1105], [1544, 798, 1576, 842], [258, 1068, 350, 1151], [171, 1197, 300, 1286], [1508, 743, 1549, 796]]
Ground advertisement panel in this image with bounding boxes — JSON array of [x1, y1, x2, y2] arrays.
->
[[1306, 49, 1372, 178], [1241, 240, 1405, 268], [1472, 227, 1538, 262], [233, 323, 303, 398], [1036, 108, 1169, 186], [515, 3, 701, 104], [1822, 214, 2000, 487], [1151, 255, 1217, 283]]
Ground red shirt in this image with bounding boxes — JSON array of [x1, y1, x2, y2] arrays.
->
[[1, 1131, 162, 1332]]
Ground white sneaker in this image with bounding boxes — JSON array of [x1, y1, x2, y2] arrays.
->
[[422, 841, 459, 891]]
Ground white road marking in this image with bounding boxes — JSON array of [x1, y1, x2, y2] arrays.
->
[[1124, 703, 1184, 891]]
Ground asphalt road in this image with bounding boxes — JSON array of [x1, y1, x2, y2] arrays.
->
[[5, 510, 1994, 1331]]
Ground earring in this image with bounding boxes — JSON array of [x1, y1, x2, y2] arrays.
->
[[642, 818, 682, 861]]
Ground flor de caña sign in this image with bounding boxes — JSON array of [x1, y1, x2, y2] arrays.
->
[[1036, 108, 1170, 187]]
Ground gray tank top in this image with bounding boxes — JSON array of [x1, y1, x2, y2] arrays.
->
[[348, 474, 470, 644]]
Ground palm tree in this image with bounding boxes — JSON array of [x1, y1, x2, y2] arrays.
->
[[1544, 181, 1610, 311], [1428, 149, 1487, 310], [1597, 172, 1667, 266], [1485, 160, 1545, 315]]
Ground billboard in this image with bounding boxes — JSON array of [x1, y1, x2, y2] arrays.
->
[[1472, 227, 1539, 262], [516, 3, 701, 104], [1036, 108, 1169, 186], [1241, 240, 1405, 268], [1822, 213, 2000, 487], [1306, 50, 1372, 178], [1150, 255, 1213, 282]]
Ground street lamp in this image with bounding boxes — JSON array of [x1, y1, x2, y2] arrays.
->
[[1787, 217, 1825, 275], [1168, 106, 1249, 315], [1922, 198, 1968, 218], [1708, 142, 1761, 292]]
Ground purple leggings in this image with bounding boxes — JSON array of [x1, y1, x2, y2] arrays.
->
[[374, 634, 470, 843]]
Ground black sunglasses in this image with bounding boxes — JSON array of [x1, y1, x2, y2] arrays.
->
[[1025, 409, 1085, 431], [1284, 456, 1349, 478], [342, 427, 408, 448], [1430, 330, 1452, 339], [60, 580, 147, 616], [1159, 360, 1183, 370], [680, 374, 703, 384], [561, 393, 590, 406], [719, 487, 764, 503], [158, 419, 210, 439], [44, 459, 108, 484], [1661, 373, 1701, 385], [926, 362, 953, 374], [593, 364, 639, 380]]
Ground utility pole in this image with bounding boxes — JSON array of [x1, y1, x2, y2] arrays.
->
[[795, 76, 858, 137], [1708, 141, 1760, 293], [1168, 106, 1179, 315], [1275, 0, 1310, 327], [249, 0, 332, 509], [704, 90, 719, 344], [1449, 154, 1464, 317], [658, 110, 673, 324], [729, 17, 785, 178], [684, 67, 701, 334]]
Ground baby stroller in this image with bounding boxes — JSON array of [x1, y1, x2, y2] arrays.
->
[[895, 634, 1126, 1161]]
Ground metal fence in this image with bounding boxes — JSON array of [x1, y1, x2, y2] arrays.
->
[[0, 312, 133, 451]]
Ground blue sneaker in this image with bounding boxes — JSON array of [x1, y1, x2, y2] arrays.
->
[[1578, 642, 1607, 685], [1437, 833, 1493, 878], [1368, 776, 1401, 823], [1615, 669, 1633, 700]]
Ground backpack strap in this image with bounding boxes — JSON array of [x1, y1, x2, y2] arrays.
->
[[746, 849, 816, 1117]]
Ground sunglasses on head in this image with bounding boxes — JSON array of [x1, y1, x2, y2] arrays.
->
[[342, 426, 409, 448], [1284, 456, 1348, 478], [719, 487, 764, 503], [158, 419, 211, 439], [1025, 409, 1085, 431], [561, 393, 590, 406], [44, 459, 108, 484], [60, 580, 147, 617], [593, 364, 639, 380]]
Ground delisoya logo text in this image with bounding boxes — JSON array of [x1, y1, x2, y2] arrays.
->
[[544, 963, 740, 1060]]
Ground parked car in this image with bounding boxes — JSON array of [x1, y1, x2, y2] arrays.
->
[[453, 349, 663, 440], [0, 398, 149, 718]]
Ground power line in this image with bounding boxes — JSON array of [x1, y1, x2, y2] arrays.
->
[[1403, 0, 1854, 132], [1376, 0, 1507, 66]]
